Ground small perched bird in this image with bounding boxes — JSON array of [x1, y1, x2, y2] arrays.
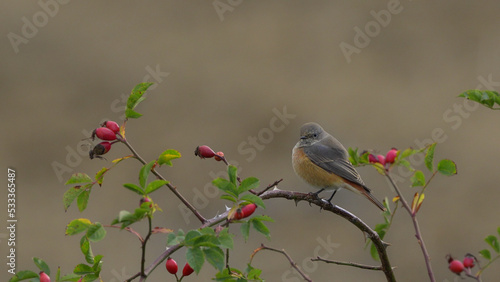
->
[[292, 122, 385, 211]]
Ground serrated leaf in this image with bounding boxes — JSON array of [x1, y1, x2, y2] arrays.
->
[[127, 82, 153, 109], [65, 173, 92, 185], [63, 185, 87, 211], [145, 179, 169, 194], [203, 247, 225, 271], [241, 221, 250, 242], [218, 229, 234, 249], [125, 108, 142, 119], [77, 190, 90, 212], [123, 183, 144, 195], [220, 194, 237, 202], [247, 265, 262, 279], [228, 165, 237, 185], [437, 159, 457, 176], [95, 167, 109, 186], [59, 273, 82, 281], [80, 236, 94, 264], [184, 230, 203, 245], [158, 149, 181, 166], [73, 263, 94, 275], [347, 147, 359, 166], [112, 155, 134, 164], [87, 223, 106, 242], [139, 160, 156, 188], [212, 178, 238, 198], [238, 177, 260, 194], [411, 170, 426, 187], [93, 255, 104, 272], [251, 219, 271, 239], [33, 257, 50, 275], [459, 90, 500, 109], [8, 270, 39, 282], [479, 249, 491, 260], [425, 143, 436, 172], [485, 235, 500, 253], [251, 215, 274, 222], [186, 247, 205, 274], [66, 218, 92, 235], [240, 194, 265, 209]]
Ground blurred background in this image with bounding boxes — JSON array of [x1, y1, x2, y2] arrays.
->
[[2, 1, 500, 281]]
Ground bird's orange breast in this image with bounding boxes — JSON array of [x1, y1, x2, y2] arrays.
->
[[292, 146, 344, 189]]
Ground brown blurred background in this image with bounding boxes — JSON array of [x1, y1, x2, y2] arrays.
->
[[2, 1, 500, 281]]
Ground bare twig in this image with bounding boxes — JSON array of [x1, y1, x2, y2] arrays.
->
[[312, 256, 383, 271], [104, 225, 144, 242], [386, 173, 434, 282], [257, 179, 283, 196], [251, 244, 312, 282]]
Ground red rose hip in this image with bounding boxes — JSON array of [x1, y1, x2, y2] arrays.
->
[[166, 258, 178, 274], [39, 271, 50, 282], [89, 141, 112, 159], [463, 256, 475, 268], [385, 148, 398, 164], [449, 259, 464, 274], [214, 151, 224, 161], [182, 262, 194, 276], [102, 120, 120, 133], [368, 154, 378, 164], [195, 145, 216, 159], [92, 127, 117, 141], [377, 154, 386, 166]]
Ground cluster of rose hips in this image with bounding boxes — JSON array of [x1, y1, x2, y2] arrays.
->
[[89, 120, 120, 159], [165, 258, 194, 280], [447, 254, 477, 275], [368, 148, 398, 167], [194, 145, 227, 164]]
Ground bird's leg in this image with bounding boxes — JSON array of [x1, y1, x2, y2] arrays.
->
[[312, 188, 325, 197], [326, 189, 338, 204]]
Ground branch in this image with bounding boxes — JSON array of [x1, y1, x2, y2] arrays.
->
[[104, 225, 144, 242], [312, 256, 383, 271], [260, 188, 396, 282], [120, 136, 207, 224], [251, 244, 312, 282], [386, 174, 435, 282]]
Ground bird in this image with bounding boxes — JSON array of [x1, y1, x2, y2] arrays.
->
[[292, 122, 385, 211]]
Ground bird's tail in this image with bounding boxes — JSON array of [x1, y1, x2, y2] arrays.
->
[[362, 190, 386, 211]]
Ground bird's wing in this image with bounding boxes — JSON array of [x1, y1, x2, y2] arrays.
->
[[303, 141, 368, 190]]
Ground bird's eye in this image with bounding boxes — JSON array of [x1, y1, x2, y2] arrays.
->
[[313, 133, 317, 138]]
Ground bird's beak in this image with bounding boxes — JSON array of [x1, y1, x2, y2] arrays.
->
[[300, 136, 307, 140]]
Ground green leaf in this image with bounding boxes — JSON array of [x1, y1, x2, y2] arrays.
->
[[479, 249, 491, 260], [240, 194, 265, 209], [66, 218, 92, 235], [347, 147, 359, 165], [212, 178, 238, 198], [218, 229, 234, 249], [93, 255, 104, 272], [247, 264, 263, 280], [241, 221, 250, 242], [81, 273, 100, 282], [87, 223, 106, 242], [63, 185, 87, 211], [123, 183, 145, 195], [77, 190, 91, 212], [167, 230, 185, 245], [127, 82, 153, 109], [485, 235, 500, 253], [410, 170, 426, 187], [58, 273, 82, 281], [238, 177, 260, 194], [95, 167, 109, 186], [33, 257, 50, 275], [65, 173, 92, 185], [459, 90, 500, 109], [251, 219, 271, 239], [145, 179, 169, 194], [55, 267, 61, 282], [228, 165, 238, 185], [425, 143, 436, 172], [220, 194, 237, 202], [8, 270, 39, 282], [437, 159, 457, 176], [125, 108, 142, 119], [203, 247, 225, 271], [186, 247, 205, 274], [73, 263, 94, 275], [251, 215, 274, 222], [498, 227, 500, 238], [158, 149, 181, 166], [80, 236, 94, 264], [139, 160, 156, 188], [370, 243, 380, 261]]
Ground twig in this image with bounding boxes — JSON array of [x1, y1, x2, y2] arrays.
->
[[260, 189, 396, 282], [139, 216, 154, 281], [120, 136, 207, 224], [257, 179, 283, 196], [386, 173, 434, 282], [103, 225, 144, 242], [312, 256, 383, 271], [251, 244, 312, 282]]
